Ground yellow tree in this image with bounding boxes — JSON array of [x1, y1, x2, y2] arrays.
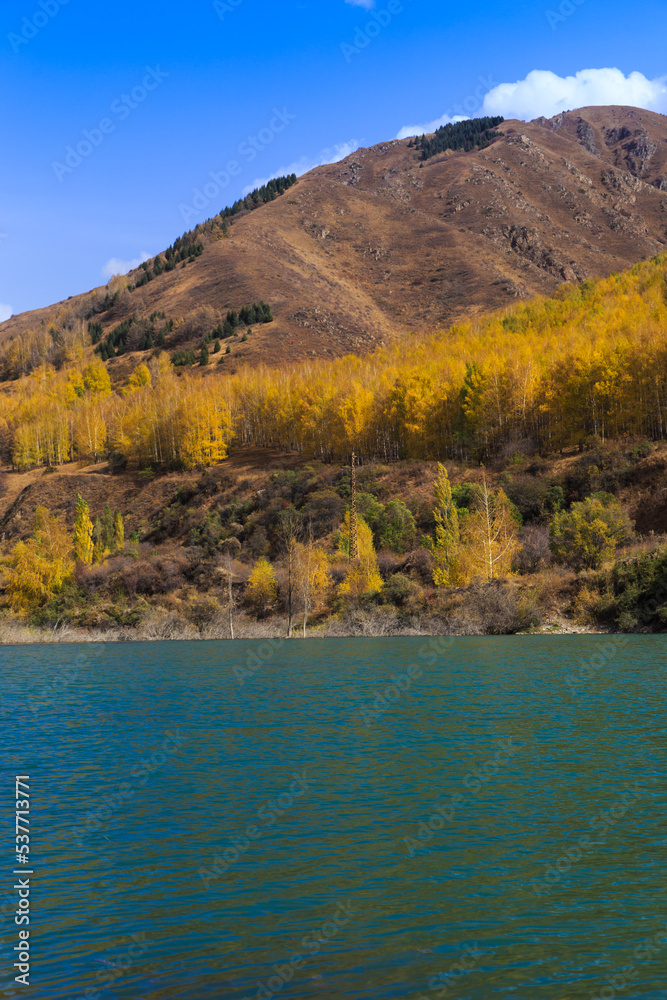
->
[[73, 400, 107, 462], [82, 360, 112, 396], [4, 506, 73, 612], [432, 463, 459, 586], [73, 493, 94, 564], [65, 369, 85, 403], [461, 477, 518, 581], [337, 513, 383, 599], [174, 383, 233, 469], [245, 557, 278, 617], [126, 363, 151, 392], [295, 540, 331, 636]]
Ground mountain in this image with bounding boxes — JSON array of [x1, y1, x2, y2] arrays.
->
[[2, 105, 667, 371]]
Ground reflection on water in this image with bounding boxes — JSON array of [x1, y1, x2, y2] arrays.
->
[[1, 636, 666, 999]]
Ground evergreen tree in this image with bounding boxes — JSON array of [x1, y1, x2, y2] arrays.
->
[[213, 339, 221, 353], [101, 504, 115, 550], [200, 343, 209, 366], [93, 516, 104, 564], [419, 116, 504, 162], [114, 511, 125, 550], [432, 464, 460, 586], [74, 493, 94, 564]]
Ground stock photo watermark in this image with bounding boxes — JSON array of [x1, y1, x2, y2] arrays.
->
[[70, 728, 184, 849], [565, 634, 630, 695], [233, 637, 285, 686], [27, 646, 113, 736], [341, 0, 414, 63], [51, 66, 169, 182], [178, 107, 296, 224], [415, 943, 486, 1000], [531, 777, 658, 895], [12, 777, 32, 987], [73, 933, 149, 1000], [402, 739, 520, 858], [8, 0, 71, 54], [240, 900, 355, 1000], [443, 75, 497, 122], [199, 768, 313, 888], [546, 0, 587, 31], [213, 0, 244, 21], [355, 635, 454, 727], [589, 921, 667, 1000]]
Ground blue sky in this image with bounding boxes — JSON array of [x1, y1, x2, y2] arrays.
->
[[0, 0, 665, 318]]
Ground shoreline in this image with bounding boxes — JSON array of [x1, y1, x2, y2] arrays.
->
[[0, 618, 624, 646]]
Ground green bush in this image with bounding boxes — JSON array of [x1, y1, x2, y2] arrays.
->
[[588, 548, 667, 631], [549, 496, 634, 571], [380, 573, 424, 615], [375, 500, 417, 553]]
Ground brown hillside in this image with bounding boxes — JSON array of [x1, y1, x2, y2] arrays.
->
[[3, 105, 667, 370]]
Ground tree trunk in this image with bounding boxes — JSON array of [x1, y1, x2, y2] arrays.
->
[[227, 570, 234, 641]]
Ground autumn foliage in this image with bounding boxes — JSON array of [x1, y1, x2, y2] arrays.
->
[[4, 507, 73, 612], [3, 254, 667, 474]]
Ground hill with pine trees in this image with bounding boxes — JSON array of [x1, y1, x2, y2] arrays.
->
[[2, 105, 667, 380]]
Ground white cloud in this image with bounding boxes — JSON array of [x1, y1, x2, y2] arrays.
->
[[0, 303, 12, 323], [101, 252, 151, 279], [397, 68, 667, 138], [480, 68, 667, 121], [396, 114, 468, 140], [346, 0, 375, 8], [243, 141, 360, 194]]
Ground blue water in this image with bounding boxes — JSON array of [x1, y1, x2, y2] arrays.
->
[[1, 637, 666, 999]]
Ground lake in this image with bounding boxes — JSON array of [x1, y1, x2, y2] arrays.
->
[[2, 636, 666, 999]]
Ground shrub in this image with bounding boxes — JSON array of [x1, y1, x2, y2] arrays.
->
[[461, 581, 541, 634], [381, 573, 424, 614], [586, 547, 667, 631], [172, 306, 220, 346], [376, 551, 406, 580], [403, 548, 434, 585], [504, 476, 551, 522], [514, 525, 553, 574], [631, 441, 653, 461], [184, 597, 220, 631], [300, 490, 344, 538], [549, 497, 635, 571], [120, 560, 169, 596]]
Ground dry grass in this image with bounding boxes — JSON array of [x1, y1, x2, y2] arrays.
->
[[4, 107, 667, 378]]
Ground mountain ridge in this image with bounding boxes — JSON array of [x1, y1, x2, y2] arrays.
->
[[2, 104, 667, 373]]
